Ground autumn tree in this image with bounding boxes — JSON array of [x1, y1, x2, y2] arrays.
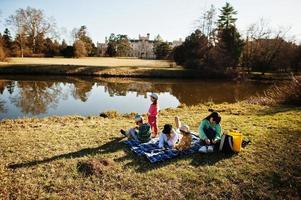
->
[[0, 35, 6, 61], [73, 25, 96, 56], [73, 39, 87, 58]]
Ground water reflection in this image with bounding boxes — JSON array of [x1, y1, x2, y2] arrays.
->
[[0, 76, 271, 119], [10, 81, 62, 115], [72, 81, 94, 102]]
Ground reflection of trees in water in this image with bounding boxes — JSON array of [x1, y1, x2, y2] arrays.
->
[[0, 76, 271, 117], [0, 80, 15, 95], [101, 81, 172, 97], [71, 82, 94, 102], [0, 80, 15, 113], [97, 79, 270, 106], [170, 81, 270, 105], [10, 81, 62, 115], [0, 98, 6, 113]]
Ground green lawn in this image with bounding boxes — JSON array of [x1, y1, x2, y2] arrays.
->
[[0, 102, 300, 199]]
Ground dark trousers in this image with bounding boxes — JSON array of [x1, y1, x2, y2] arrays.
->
[[200, 127, 220, 147]]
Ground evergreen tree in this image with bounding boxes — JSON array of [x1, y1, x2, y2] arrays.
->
[[217, 2, 237, 30], [2, 28, 12, 55], [154, 41, 171, 59], [106, 33, 117, 57], [216, 2, 244, 69]]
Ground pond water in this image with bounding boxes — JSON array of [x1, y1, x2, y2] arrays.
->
[[0, 75, 271, 120]]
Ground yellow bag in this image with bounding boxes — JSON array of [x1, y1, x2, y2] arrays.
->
[[228, 130, 243, 152]]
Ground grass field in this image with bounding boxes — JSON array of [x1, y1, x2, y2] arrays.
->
[[0, 57, 198, 78], [0, 57, 175, 68], [0, 102, 300, 199]]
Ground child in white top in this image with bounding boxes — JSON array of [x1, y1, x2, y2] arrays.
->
[[158, 124, 179, 149]]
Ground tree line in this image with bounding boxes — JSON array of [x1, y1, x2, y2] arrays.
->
[[0, 6, 172, 60], [1, 4, 301, 74], [173, 3, 301, 74]]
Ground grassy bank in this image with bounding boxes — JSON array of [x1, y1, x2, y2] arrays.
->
[[0, 57, 175, 68], [0, 57, 188, 78], [0, 102, 300, 199], [0, 57, 234, 79]]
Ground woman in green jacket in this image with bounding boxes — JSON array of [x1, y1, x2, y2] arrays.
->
[[198, 111, 222, 153]]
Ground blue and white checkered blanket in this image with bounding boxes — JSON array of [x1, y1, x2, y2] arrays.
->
[[124, 134, 202, 163]]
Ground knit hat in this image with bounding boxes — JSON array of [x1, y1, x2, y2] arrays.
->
[[134, 115, 143, 122], [150, 93, 158, 100], [162, 124, 172, 134]]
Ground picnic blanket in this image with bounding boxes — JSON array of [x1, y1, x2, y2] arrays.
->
[[124, 133, 202, 163]]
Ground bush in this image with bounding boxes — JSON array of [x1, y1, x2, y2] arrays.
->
[[248, 76, 301, 106], [99, 110, 120, 118]]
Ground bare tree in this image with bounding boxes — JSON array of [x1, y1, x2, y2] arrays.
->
[[7, 7, 56, 55], [242, 19, 293, 74], [197, 5, 217, 43]]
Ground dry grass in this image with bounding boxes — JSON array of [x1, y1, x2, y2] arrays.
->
[[0, 57, 175, 68], [0, 57, 194, 78], [248, 76, 301, 106], [0, 102, 300, 199]]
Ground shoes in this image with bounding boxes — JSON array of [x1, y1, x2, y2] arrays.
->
[[207, 145, 214, 153], [198, 146, 208, 153], [120, 129, 126, 137]]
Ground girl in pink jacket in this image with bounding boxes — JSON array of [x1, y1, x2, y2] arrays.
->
[[147, 93, 159, 137]]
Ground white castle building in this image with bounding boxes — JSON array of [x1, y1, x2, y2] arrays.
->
[[97, 34, 183, 59], [129, 33, 155, 59]]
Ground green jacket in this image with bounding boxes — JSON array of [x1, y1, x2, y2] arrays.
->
[[198, 119, 222, 140], [137, 123, 151, 143]]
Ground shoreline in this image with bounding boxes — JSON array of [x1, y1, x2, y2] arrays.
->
[[0, 58, 299, 80], [0, 63, 235, 79], [2, 63, 297, 80]]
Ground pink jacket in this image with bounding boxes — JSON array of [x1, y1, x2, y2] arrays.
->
[[148, 103, 159, 118]]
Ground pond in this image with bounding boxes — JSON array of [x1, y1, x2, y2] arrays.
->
[[0, 75, 271, 120]]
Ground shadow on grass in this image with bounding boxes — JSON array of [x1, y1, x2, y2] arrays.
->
[[115, 148, 236, 173], [7, 137, 125, 170]]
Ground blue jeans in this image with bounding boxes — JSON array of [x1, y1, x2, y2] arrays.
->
[[127, 128, 139, 141]]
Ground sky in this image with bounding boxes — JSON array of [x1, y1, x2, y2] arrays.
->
[[0, 0, 301, 44]]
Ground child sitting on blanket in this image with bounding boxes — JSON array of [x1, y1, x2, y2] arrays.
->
[[158, 124, 179, 149], [120, 115, 151, 143], [174, 117, 192, 151], [174, 125, 192, 151]]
